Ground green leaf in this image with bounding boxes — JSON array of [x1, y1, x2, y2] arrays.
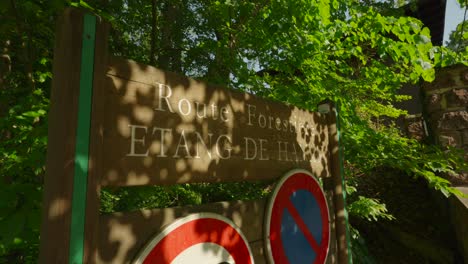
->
[[349, 196, 395, 221], [0, 212, 26, 245]]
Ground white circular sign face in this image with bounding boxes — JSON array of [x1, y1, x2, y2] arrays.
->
[[134, 212, 254, 264]]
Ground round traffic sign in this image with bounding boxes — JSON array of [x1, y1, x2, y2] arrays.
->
[[265, 169, 330, 264], [134, 212, 254, 264]]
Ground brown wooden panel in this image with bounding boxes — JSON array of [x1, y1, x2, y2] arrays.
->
[[96, 193, 337, 263], [100, 57, 330, 186], [326, 103, 350, 264], [39, 8, 84, 264], [96, 199, 266, 263], [84, 16, 109, 264], [249, 240, 267, 264], [326, 189, 338, 264]]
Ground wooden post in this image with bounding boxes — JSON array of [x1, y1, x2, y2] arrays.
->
[[39, 8, 108, 264], [84, 11, 109, 264], [319, 101, 351, 264]]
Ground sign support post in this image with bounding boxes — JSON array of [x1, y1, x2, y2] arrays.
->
[[319, 101, 352, 264], [38, 8, 108, 264]]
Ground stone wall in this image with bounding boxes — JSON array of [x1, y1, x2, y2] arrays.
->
[[421, 64, 468, 185], [449, 186, 468, 264], [420, 65, 468, 262]]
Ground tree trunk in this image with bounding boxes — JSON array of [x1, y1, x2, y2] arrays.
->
[[10, 0, 35, 89], [150, 0, 157, 65], [157, 1, 183, 72]]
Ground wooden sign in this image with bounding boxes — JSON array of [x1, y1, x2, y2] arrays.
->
[[101, 57, 330, 186], [39, 8, 350, 264]]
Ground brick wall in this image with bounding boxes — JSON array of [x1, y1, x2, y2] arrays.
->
[[422, 64, 468, 185]]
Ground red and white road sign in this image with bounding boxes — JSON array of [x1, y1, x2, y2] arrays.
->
[[134, 212, 254, 264], [265, 169, 330, 264]]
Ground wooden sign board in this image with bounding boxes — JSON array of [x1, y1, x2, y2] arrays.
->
[[39, 8, 350, 264], [102, 57, 330, 186]]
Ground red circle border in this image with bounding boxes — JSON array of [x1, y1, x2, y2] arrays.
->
[[265, 170, 330, 264], [134, 213, 254, 264]]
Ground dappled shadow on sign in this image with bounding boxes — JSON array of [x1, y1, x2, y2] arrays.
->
[[92, 57, 334, 263], [99, 57, 330, 187], [39, 8, 340, 264]]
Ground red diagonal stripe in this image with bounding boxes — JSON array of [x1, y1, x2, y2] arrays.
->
[[285, 200, 321, 254]]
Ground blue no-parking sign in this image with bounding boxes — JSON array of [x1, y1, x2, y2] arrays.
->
[[265, 169, 330, 264]]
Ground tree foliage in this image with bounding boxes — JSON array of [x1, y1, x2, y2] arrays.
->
[[1, 0, 467, 262], [445, 0, 468, 58], [446, 16, 468, 53]]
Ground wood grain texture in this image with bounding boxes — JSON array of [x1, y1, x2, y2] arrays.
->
[[326, 104, 350, 264], [100, 57, 331, 186], [39, 8, 84, 264], [41, 9, 343, 264], [96, 199, 265, 263], [96, 196, 337, 263], [83, 16, 110, 264], [325, 188, 338, 264]]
